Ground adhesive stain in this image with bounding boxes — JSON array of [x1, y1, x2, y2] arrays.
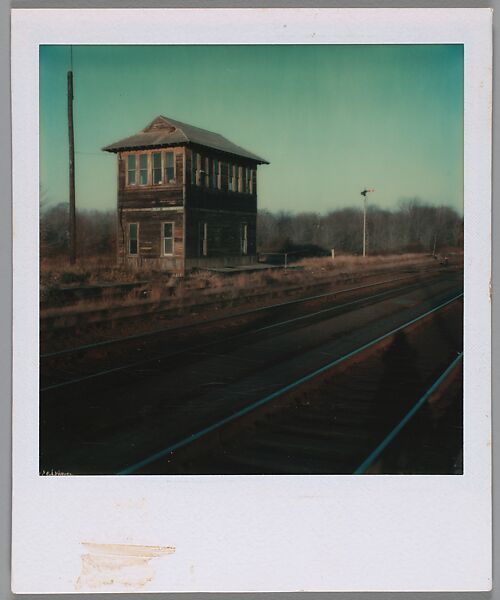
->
[[76, 542, 175, 591]]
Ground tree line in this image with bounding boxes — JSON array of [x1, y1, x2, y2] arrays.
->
[[40, 203, 116, 259], [40, 198, 463, 260], [258, 199, 463, 256]]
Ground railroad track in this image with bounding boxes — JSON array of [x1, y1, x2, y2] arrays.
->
[[40, 269, 452, 391], [40, 276, 463, 475], [118, 292, 463, 476], [40, 263, 446, 344]]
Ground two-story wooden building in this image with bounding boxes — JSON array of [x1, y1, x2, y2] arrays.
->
[[103, 115, 269, 274]]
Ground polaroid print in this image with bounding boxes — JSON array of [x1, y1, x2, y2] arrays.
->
[[12, 8, 492, 593], [39, 43, 465, 478]]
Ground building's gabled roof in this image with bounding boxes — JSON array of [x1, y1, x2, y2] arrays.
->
[[103, 115, 269, 164]]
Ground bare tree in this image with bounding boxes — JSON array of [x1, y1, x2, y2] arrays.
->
[[40, 203, 116, 260], [257, 201, 463, 256]]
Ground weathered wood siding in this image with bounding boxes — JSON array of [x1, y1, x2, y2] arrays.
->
[[185, 209, 257, 260], [189, 190, 256, 213], [114, 146, 261, 271], [123, 255, 185, 273], [185, 147, 257, 206], [116, 149, 185, 271], [117, 208, 184, 268], [185, 148, 258, 261], [117, 150, 184, 209], [185, 255, 257, 270]]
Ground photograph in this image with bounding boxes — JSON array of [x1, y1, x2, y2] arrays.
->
[[39, 43, 465, 476], [12, 8, 492, 593]]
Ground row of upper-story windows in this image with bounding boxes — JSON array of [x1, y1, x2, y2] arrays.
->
[[190, 152, 255, 194], [125, 149, 255, 193], [126, 151, 176, 187]]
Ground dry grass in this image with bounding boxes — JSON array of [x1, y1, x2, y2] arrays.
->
[[40, 252, 449, 318], [40, 255, 152, 286], [296, 252, 435, 272]]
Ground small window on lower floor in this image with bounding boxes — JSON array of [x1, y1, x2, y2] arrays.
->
[[241, 223, 248, 255], [163, 222, 174, 255], [128, 223, 138, 255], [201, 222, 208, 257]]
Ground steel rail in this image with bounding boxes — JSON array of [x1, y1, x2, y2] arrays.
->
[[40, 277, 452, 393], [41, 269, 444, 359], [354, 352, 463, 475], [117, 291, 463, 475]]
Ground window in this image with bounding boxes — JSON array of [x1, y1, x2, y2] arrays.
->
[[227, 163, 233, 191], [128, 223, 138, 255], [241, 223, 248, 255], [201, 222, 208, 256], [205, 157, 210, 187], [162, 222, 174, 255], [125, 151, 179, 187], [208, 159, 214, 188], [236, 165, 241, 192], [165, 152, 175, 183], [196, 154, 204, 186], [231, 165, 238, 192], [213, 159, 219, 189], [127, 155, 136, 185], [250, 169, 255, 194], [191, 151, 197, 184], [139, 154, 148, 185], [241, 167, 246, 193], [152, 152, 162, 184], [245, 168, 251, 194]]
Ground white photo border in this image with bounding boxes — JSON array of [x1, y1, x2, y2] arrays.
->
[[11, 8, 492, 593]]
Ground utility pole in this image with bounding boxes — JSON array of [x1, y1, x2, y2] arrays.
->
[[67, 62, 76, 264], [360, 189, 375, 257]]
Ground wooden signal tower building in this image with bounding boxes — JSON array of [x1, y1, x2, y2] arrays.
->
[[103, 116, 269, 274]]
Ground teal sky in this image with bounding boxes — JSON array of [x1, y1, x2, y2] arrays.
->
[[40, 44, 463, 214]]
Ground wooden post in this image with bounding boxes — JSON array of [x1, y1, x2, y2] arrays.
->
[[68, 70, 76, 265]]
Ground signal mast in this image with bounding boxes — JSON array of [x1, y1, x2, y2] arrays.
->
[[360, 188, 375, 257]]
